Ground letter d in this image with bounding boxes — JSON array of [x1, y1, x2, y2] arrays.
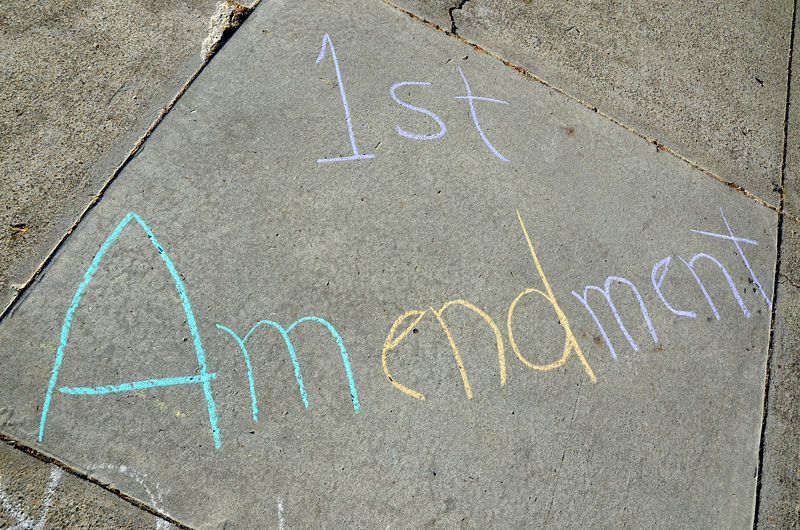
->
[[507, 211, 596, 382]]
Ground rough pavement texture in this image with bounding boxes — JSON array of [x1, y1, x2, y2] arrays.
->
[[0, 442, 170, 529], [0, 0, 218, 311], [1, 0, 798, 527], [757, 229, 800, 529], [0, 0, 779, 526], [389, 0, 790, 206], [756, 9, 800, 525]]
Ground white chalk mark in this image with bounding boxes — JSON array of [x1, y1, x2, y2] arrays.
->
[[277, 497, 285, 530], [0, 464, 63, 530], [1, 478, 36, 528], [315, 34, 375, 163], [456, 67, 510, 162], [86, 463, 171, 529], [32, 467, 62, 530]]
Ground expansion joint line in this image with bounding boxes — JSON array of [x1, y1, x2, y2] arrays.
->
[[753, 0, 797, 526], [380, 0, 800, 227], [0, 434, 193, 529], [0, 1, 261, 324]]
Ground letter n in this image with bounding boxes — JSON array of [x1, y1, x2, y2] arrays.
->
[[679, 253, 750, 321]]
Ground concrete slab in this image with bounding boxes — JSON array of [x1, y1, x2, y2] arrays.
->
[[0, 0, 778, 527], [389, 0, 791, 208], [755, 10, 800, 526], [0, 0, 222, 311], [0, 442, 171, 528], [755, 230, 800, 529], [786, 16, 800, 223]]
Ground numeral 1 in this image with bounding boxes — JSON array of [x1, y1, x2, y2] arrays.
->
[[315, 34, 375, 163]]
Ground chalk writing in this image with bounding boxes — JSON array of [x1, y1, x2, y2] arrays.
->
[[315, 34, 375, 163], [508, 210, 596, 379], [571, 276, 659, 360], [679, 253, 750, 320], [86, 463, 172, 529], [315, 34, 510, 163], [572, 207, 770, 359], [431, 300, 506, 398], [390, 81, 447, 140], [455, 67, 510, 161], [651, 257, 697, 318], [38, 212, 221, 448], [216, 316, 360, 420], [35, 206, 770, 448], [691, 207, 772, 309], [382, 210, 595, 401], [381, 300, 506, 401]]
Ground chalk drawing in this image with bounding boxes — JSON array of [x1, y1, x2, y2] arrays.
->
[[381, 301, 505, 401], [277, 497, 285, 530], [0, 465, 62, 530], [455, 67, 509, 162], [38, 212, 221, 448], [382, 309, 428, 400], [430, 300, 506, 399], [691, 207, 772, 310], [651, 257, 697, 318], [217, 316, 359, 419], [390, 81, 447, 140], [571, 276, 659, 360], [678, 253, 750, 320], [509, 210, 596, 381], [316, 34, 375, 163], [86, 463, 171, 529]]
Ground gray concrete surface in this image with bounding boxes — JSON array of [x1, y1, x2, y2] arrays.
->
[[757, 231, 800, 529], [755, 9, 800, 526], [0, 441, 171, 528], [389, 0, 791, 208], [0, 0, 219, 312], [0, 0, 781, 527], [786, 14, 800, 224]]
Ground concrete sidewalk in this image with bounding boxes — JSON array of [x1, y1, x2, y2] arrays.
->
[[1, 0, 797, 528]]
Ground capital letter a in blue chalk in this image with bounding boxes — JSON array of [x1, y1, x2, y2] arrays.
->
[[38, 212, 222, 448]]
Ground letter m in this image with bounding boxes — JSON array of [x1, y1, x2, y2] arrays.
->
[[572, 276, 658, 359], [217, 316, 360, 422]]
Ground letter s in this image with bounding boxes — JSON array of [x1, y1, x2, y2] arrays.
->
[[390, 81, 446, 140]]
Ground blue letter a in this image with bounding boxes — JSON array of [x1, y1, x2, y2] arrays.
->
[[38, 212, 221, 448]]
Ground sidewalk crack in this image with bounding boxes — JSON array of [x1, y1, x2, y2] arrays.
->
[[380, 0, 800, 227], [449, 0, 470, 35], [753, 0, 797, 526]]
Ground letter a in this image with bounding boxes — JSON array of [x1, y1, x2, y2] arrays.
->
[[38, 212, 221, 448]]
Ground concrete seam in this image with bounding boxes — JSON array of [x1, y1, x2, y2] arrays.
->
[[752, 0, 797, 526], [0, 1, 261, 325], [379, 0, 800, 227], [0, 434, 193, 529]]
